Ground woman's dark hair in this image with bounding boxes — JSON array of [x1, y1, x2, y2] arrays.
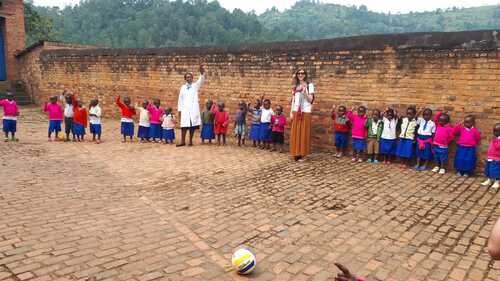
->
[[292, 68, 309, 87], [184, 72, 193, 80]]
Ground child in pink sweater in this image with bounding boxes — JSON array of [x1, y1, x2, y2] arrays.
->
[[147, 98, 164, 142], [0, 93, 19, 142], [431, 111, 455, 174], [481, 123, 500, 189], [347, 105, 368, 162], [271, 105, 286, 153], [453, 115, 481, 176], [43, 96, 64, 141]]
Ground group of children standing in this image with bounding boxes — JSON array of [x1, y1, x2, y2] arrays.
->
[[40, 92, 288, 151], [40, 92, 177, 144], [331, 104, 500, 188], [199, 97, 287, 152], [2, 92, 498, 188]]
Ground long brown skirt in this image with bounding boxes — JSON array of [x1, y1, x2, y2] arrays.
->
[[290, 112, 311, 157]]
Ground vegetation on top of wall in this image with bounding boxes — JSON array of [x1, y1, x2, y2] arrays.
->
[[25, 0, 500, 48]]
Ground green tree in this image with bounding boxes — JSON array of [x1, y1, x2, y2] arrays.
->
[[24, 0, 57, 46]]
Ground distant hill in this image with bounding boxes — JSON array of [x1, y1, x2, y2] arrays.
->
[[25, 0, 500, 48]]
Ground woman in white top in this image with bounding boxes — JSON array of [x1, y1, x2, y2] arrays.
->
[[177, 65, 205, 147], [290, 69, 315, 161]]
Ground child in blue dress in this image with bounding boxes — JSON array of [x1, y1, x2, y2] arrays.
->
[[396, 107, 418, 168], [161, 107, 176, 144], [380, 108, 398, 164], [200, 100, 215, 144], [260, 99, 274, 149], [453, 115, 481, 176], [482, 123, 500, 188], [249, 98, 263, 147], [414, 108, 436, 171]]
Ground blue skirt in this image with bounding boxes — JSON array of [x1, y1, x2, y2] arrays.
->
[[380, 138, 397, 155], [48, 120, 62, 133], [90, 124, 102, 135], [352, 138, 366, 152], [433, 146, 449, 163], [259, 122, 271, 142], [454, 145, 477, 174], [121, 122, 134, 137], [334, 132, 348, 149], [73, 123, 85, 136], [250, 123, 261, 141], [396, 139, 414, 159], [137, 125, 150, 139], [416, 135, 433, 160], [162, 129, 175, 141], [201, 123, 215, 140], [2, 119, 16, 133], [485, 160, 500, 179], [149, 124, 161, 139]]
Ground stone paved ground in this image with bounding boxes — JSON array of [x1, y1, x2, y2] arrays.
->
[[0, 106, 499, 281]]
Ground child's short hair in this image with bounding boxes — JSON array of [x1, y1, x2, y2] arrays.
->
[[407, 106, 417, 114], [358, 105, 366, 111], [465, 114, 476, 121], [263, 99, 271, 104], [165, 107, 172, 113], [385, 108, 394, 116], [439, 113, 450, 123], [423, 108, 433, 115], [338, 105, 346, 111]]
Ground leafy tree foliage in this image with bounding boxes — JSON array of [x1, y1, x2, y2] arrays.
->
[[26, 0, 500, 48], [24, 0, 57, 46]]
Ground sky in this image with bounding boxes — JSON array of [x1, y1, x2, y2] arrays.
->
[[33, 0, 500, 14]]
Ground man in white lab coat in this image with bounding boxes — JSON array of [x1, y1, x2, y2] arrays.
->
[[177, 64, 205, 146]]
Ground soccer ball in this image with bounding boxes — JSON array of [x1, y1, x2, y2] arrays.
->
[[231, 247, 256, 275], [57, 133, 65, 141]]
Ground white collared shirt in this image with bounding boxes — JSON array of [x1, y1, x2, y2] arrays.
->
[[381, 117, 397, 140], [417, 118, 436, 136], [260, 108, 274, 123], [89, 105, 102, 124], [137, 107, 150, 127]]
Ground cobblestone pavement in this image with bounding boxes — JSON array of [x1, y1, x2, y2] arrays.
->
[[0, 107, 499, 281]]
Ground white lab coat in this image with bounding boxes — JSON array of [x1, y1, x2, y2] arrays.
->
[[178, 74, 205, 128]]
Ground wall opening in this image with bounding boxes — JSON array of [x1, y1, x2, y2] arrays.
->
[[0, 17, 6, 81]]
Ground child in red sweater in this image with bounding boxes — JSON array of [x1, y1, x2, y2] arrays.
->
[[331, 105, 350, 157], [116, 96, 136, 143], [214, 102, 229, 146], [71, 95, 88, 142]]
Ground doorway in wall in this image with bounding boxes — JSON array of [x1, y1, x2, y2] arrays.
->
[[0, 17, 6, 81]]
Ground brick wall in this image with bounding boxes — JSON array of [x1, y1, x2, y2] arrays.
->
[[16, 41, 100, 100], [17, 30, 500, 161], [1, 0, 25, 81]]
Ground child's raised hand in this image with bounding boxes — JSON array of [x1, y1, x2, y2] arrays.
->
[[334, 263, 357, 281]]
